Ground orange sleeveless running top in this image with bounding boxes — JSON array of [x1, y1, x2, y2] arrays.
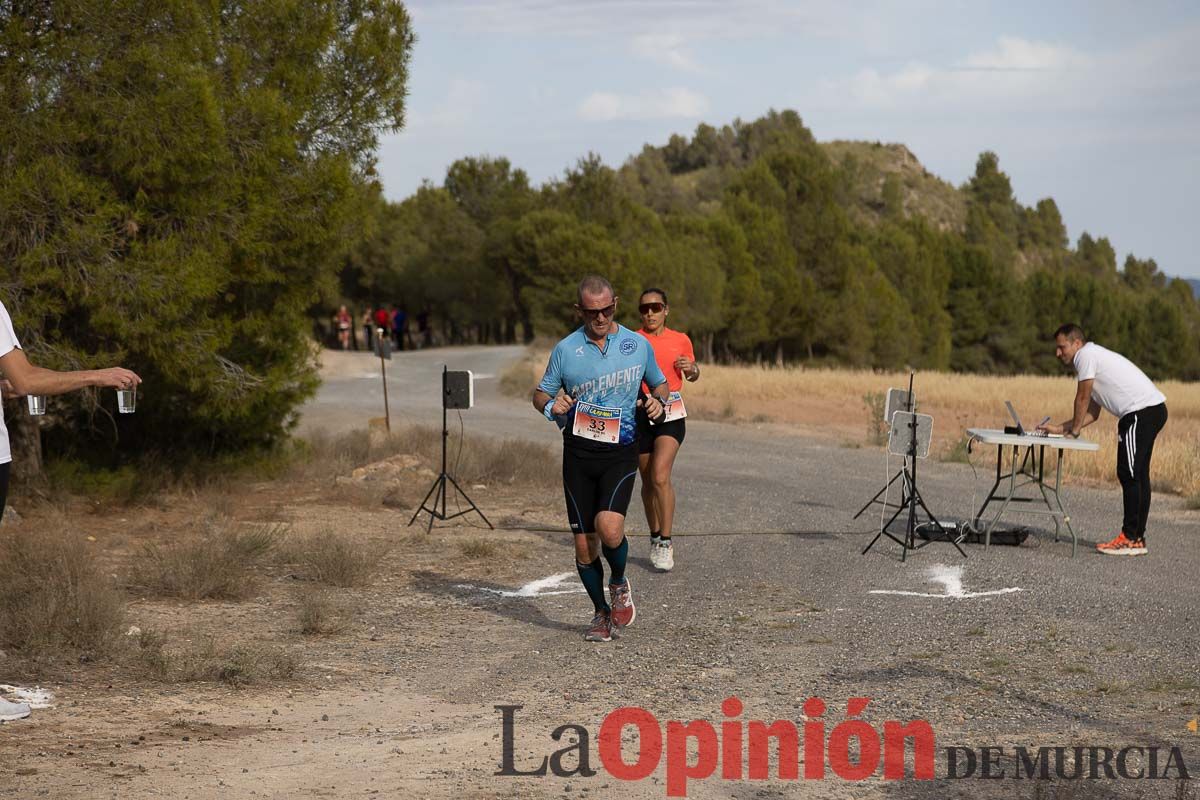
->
[[637, 327, 695, 393]]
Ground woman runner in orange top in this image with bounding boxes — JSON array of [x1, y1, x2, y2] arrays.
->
[[635, 288, 699, 571]]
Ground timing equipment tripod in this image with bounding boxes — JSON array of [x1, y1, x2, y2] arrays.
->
[[857, 372, 966, 561], [408, 366, 493, 533]]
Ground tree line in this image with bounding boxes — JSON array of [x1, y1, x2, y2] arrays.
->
[[342, 110, 1200, 380], [1, 0, 414, 470]]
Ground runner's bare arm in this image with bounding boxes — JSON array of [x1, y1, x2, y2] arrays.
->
[[532, 388, 574, 416], [640, 381, 670, 419], [0, 348, 140, 395]]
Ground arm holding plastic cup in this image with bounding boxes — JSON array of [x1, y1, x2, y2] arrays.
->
[[0, 347, 141, 405]]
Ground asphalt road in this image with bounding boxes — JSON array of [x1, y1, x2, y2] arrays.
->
[[301, 345, 1200, 799], [302, 345, 1194, 543]]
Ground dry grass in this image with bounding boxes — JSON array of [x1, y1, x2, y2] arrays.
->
[[502, 347, 1200, 495], [299, 424, 558, 489], [295, 589, 351, 635], [134, 629, 298, 685], [276, 529, 386, 587], [689, 365, 1200, 494], [127, 516, 285, 600], [0, 519, 126, 656], [457, 538, 498, 559]]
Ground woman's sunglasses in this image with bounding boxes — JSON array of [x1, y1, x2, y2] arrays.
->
[[638, 302, 665, 315]]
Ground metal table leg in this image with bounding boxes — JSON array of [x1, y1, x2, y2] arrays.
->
[[984, 445, 1020, 549]]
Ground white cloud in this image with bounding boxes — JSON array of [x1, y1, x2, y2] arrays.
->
[[962, 36, 1091, 72], [819, 36, 1099, 111], [407, 79, 486, 131], [578, 88, 710, 121], [630, 32, 701, 72], [817, 26, 1200, 115]]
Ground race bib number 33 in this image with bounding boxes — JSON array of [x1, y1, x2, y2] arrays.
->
[[573, 401, 622, 444]]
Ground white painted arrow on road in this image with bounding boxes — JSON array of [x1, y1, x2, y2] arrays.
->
[[457, 572, 585, 598], [869, 564, 1022, 599]]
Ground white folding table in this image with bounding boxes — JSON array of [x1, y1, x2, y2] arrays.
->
[[965, 428, 1100, 557]]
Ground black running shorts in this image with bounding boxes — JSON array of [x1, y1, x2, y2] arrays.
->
[[562, 443, 639, 534], [637, 414, 686, 455]]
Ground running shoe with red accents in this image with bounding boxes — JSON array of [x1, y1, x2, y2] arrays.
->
[[584, 611, 613, 642], [1096, 532, 1147, 556], [609, 580, 636, 628]]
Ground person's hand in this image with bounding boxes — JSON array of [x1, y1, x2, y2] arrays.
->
[[551, 394, 575, 416], [92, 368, 142, 390], [0, 378, 20, 398], [674, 355, 696, 377], [641, 396, 665, 419], [1037, 422, 1069, 436]]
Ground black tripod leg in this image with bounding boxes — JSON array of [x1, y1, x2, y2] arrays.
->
[[409, 474, 443, 527], [862, 487, 911, 555], [426, 475, 444, 534], [446, 473, 494, 529], [861, 528, 886, 555], [853, 471, 903, 519]]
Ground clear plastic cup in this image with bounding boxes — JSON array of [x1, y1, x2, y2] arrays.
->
[[27, 395, 47, 415], [117, 388, 136, 414]]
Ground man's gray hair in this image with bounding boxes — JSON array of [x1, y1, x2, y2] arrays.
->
[[577, 275, 614, 304]]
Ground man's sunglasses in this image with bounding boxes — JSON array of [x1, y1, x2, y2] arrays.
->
[[578, 303, 616, 319], [638, 302, 665, 314]]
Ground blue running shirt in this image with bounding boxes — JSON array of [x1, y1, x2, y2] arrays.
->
[[539, 324, 667, 450]]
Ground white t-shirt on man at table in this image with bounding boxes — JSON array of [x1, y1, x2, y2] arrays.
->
[[1073, 342, 1166, 419]]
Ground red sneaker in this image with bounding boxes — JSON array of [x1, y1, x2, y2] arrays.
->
[[584, 611, 613, 642], [609, 580, 636, 628], [1096, 532, 1147, 556]]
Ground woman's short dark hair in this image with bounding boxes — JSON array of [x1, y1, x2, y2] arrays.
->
[[639, 287, 668, 305]]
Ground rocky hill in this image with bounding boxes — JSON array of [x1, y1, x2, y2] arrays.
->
[[820, 140, 966, 233]]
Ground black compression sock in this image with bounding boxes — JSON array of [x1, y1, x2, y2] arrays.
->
[[602, 536, 629, 585], [576, 558, 608, 613]]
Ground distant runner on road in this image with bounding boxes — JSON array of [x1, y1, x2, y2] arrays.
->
[[635, 288, 699, 572], [531, 275, 669, 642]]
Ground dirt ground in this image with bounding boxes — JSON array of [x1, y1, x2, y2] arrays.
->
[[1, 466, 575, 799]]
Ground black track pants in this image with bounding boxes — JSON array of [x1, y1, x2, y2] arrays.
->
[[1116, 403, 1167, 540]]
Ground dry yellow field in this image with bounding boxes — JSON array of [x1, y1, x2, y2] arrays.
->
[[505, 350, 1200, 497]]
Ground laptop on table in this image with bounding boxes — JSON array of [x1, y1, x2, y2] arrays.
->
[[1004, 401, 1062, 438]]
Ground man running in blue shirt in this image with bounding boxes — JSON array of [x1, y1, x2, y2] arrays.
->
[[532, 275, 669, 642]]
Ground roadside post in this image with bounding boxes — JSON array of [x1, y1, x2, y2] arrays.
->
[[375, 327, 392, 432]]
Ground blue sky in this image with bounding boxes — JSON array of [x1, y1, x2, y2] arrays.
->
[[376, 1, 1200, 278]]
